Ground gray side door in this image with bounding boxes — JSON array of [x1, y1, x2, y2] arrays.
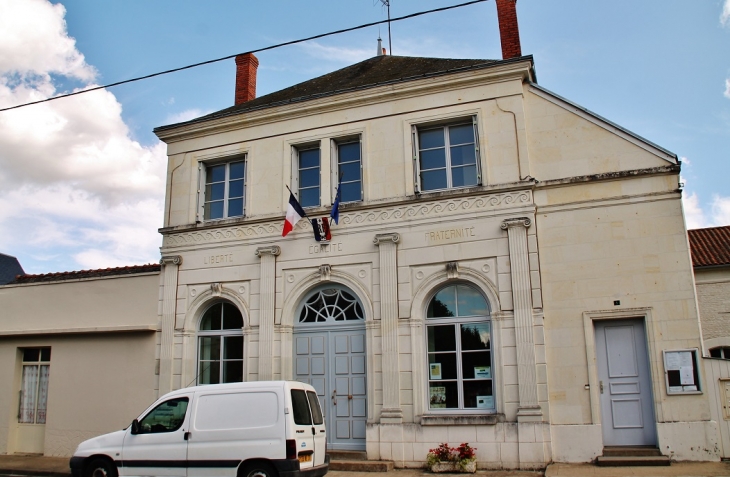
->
[[595, 319, 657, 446], [294, 328, 366, 451]]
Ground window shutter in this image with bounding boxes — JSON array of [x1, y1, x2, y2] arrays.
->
[[411, 124, 420, 194], [358, 134, 363, 201], [472, 115, 482, 186], [196, 162, 204, 222]]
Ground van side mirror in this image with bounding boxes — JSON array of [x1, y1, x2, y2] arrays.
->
[[131, 419, 140, 435]]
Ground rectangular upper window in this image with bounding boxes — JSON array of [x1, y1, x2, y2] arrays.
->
[[413, 118, 481, 193], [334, 138, 362, 203], [296, 146, 320, 208], [199, 158, 246, 221]]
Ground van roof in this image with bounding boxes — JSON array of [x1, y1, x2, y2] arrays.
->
[[162, 380, 313, 397]]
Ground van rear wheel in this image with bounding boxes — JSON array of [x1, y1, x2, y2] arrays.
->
[[85, 458, 118, 477], [240, 462, 278, 477]]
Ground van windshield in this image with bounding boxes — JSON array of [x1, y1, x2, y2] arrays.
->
[[291, 389, 312, 425]]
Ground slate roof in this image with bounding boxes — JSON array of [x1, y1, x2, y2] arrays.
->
[[8, 264, 161, 284], [155, 54, 533, 133], [688, 226, 730, 268], [0, 253, 25, 285]]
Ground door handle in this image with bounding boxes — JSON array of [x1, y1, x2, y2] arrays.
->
[[332, 389, 337, 405], [599, 381, 604, 394], [184, 431, 191, 441], [348, 395, 353, 400]]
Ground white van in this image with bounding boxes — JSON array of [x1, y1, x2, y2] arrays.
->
[[70, 381, 328, 477]]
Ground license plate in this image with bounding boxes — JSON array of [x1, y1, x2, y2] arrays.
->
[[298, 454, 312, 463]]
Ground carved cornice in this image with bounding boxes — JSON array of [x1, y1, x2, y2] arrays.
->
[[160, 255, 182, 266], [162, 191, 532, 249], [255, 245, 281, 257], [501, 217, 532, 230], [373, 233, 400, 246]]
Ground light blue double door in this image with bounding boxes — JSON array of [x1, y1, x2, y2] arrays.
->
[[294, 327, 367, 451]]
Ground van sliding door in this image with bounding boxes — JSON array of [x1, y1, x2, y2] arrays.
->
[[290, 390, 316, 469], [306, 391, 326, 467]]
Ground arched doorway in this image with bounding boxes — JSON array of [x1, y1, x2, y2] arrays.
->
[[293, 285, 366, 451]]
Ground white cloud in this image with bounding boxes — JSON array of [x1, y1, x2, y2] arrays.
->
[[710, 195, 730, 225], [164, 108, 211, 125], [725, 78, 730, 100], [682, 192, 707, 230], [722, 0, 730, 27], [299, 42, 373, 64], [0, 0, 166, 272]]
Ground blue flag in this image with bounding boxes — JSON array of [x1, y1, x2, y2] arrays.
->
[[330, 181, 342, 225]]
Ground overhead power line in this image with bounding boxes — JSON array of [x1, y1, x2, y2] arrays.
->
[[0, 0, 489, 113]]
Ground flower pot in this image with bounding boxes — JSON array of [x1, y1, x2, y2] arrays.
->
[[430, 461, 476, 473]]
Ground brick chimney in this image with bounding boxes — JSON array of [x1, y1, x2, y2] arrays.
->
[[496, 0, 522, 59], [234, 53, 259, 105]]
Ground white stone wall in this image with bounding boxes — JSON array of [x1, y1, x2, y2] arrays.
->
[[695, 268, 730, 342]]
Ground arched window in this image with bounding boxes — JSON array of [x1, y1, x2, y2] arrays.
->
[[198, 302, 244, 384], [710, 347, 730, 359], [426, 283, 493, 411]]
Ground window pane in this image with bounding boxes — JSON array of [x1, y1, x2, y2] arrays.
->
[[224, 336, 243, 360], [419, 149, 446, 170], [299, 188, 319, 208], [23, 349, 40, 362], [222, 361, 243, 383], [228, 198, 243, 217], [448, 124, 474, 145], [40, 348, 51, 361], [451, 165, 478, 188], [200, 361, 220, 385], [19, 365, 38, 423], [222, 303, 243, 329], [299, 168, 320, 188], [461, 324, 491, 351], [299, 149, 320, 169], [457, 285, 489, 316], [209, 164, 225, 182], [461, 351, 491, 379], [421, 170, 448, 191], [429, 352, 457, 379], [229, 161, 245, 180], [711, 348, 722, 358], [419, 128, 445, 149], [450, 144, 476, 166], [205, 201, 224, 220], [229, 179, 244, 198], [200, 304, 222, 330], [341, 181, 361, 202], [207, 183, 225, 201], [427, 325, 456, 351], [428, 287, 457, 317], [339, 161, 361, 182], [429, 381, 458, 409], [36, 365, 49, 424], [199, 337, 221, 361], [463, 380, 493, 409], [338, 142, 360, 163], [291, 389, 312, 425], [307, 391, 324, 425]]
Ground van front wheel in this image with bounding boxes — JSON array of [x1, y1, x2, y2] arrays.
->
[[240, 462, 278, 477], [85, 458, 118, 477]]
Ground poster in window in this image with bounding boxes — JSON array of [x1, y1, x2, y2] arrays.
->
[[430, 386, 446, 408], [429, 363, 442, 380], [474, 366, 491, 379], [476, 395, 493, 409]]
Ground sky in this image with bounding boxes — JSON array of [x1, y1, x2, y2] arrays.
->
[[0, 0, 729, 275]]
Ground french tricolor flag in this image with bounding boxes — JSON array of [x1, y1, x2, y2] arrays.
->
[[282, 191, 307, 237]]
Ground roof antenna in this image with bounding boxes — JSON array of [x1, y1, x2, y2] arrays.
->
[[378, 0, 392, 55]]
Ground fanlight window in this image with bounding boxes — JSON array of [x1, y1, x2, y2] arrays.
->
[[299, 288, 364, 323]]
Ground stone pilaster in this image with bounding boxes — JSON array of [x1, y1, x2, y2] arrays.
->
[[501, 218, 542, 421], [373, 233, 402, 423], [159, 255, 182, 397], [256, 245, 280, 381]]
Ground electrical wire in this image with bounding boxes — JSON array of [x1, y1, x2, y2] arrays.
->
[[0, 0, 489, 113]]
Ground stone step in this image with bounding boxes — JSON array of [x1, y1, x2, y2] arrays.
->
[[327, 450, 368, 461], [595, 456, 671, 467], [328, 460, 395, 472], [602, 446, 663, 457]]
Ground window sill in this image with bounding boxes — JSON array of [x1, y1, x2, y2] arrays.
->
[[419, 413, 505, 426]]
